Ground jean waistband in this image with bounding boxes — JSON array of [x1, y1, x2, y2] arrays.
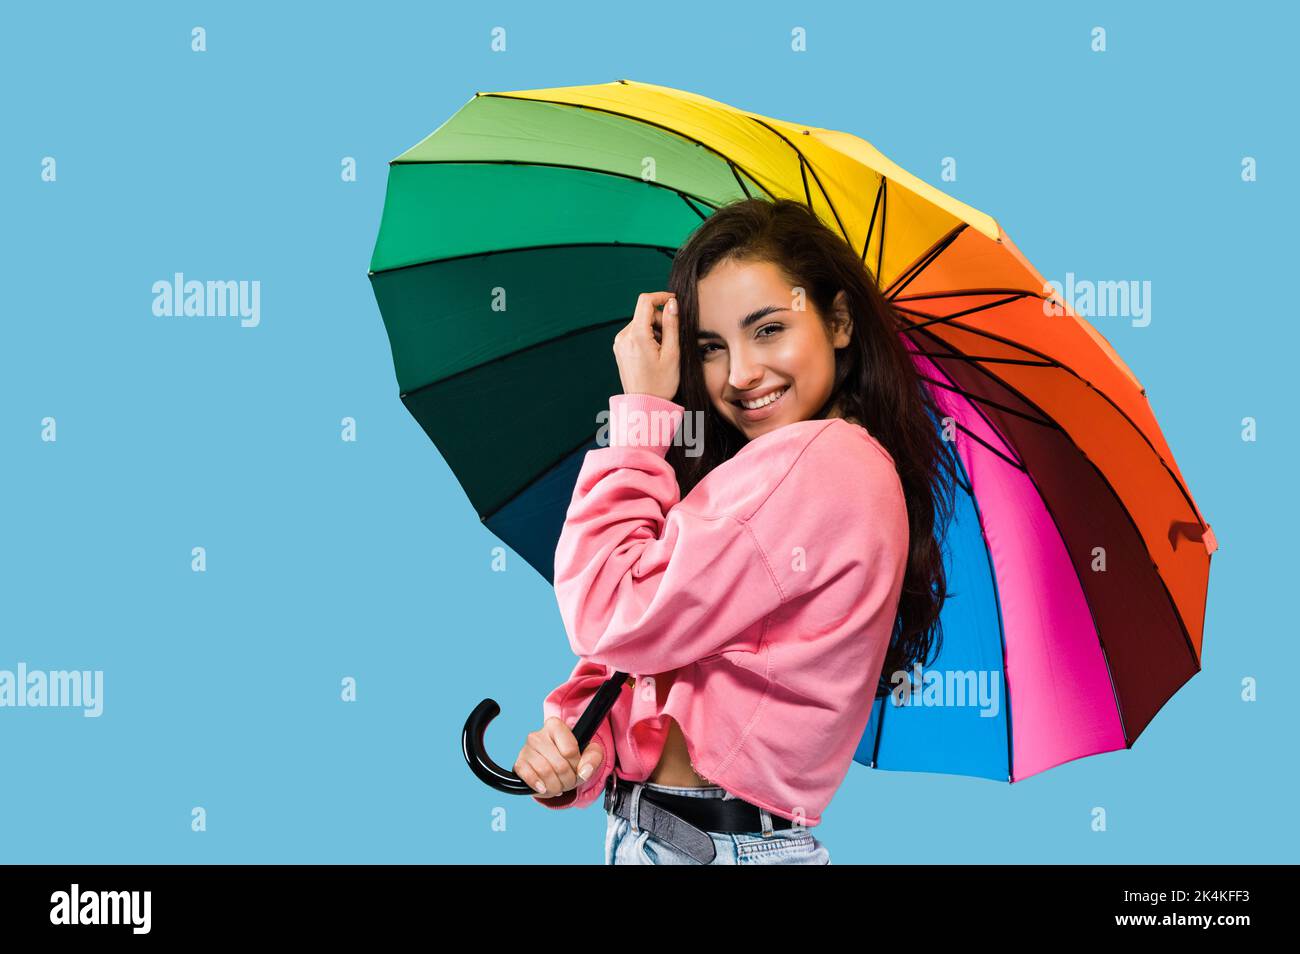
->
[[605, 774, 795, 841], [638, 780, 735, 800]]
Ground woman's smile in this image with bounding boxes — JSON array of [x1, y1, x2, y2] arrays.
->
[[731, 384, 790, 423]]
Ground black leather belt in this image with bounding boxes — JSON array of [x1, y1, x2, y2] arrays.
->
[[604, 775, 795, 864]]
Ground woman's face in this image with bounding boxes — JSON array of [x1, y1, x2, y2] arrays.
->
[[694, 257, 852, 441]]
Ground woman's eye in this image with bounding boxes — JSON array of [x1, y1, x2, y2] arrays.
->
[[698, 343, 721, 357], [757, 323, 783, 338]]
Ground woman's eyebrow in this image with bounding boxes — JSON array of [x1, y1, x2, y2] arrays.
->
[[697, 305, 789, 339]]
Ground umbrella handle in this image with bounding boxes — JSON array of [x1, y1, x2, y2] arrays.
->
[[462, 671, 629, 794]]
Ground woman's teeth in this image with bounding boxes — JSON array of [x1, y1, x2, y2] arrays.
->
[[740, 387, 787, 409]]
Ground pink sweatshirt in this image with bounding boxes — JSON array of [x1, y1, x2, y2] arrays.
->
[[533, 392, 909, 826]]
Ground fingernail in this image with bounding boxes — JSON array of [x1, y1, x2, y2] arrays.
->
[[534, 781, 547, 793], [579, 764, 594, 780], [666, 299, 677, 312]]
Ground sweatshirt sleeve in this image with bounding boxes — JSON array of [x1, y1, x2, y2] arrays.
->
[[552, 393, 788, 675], [532, 657, 619, 811]]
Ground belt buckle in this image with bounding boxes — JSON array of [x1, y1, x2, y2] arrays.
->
[[603, 772, 618, 813]]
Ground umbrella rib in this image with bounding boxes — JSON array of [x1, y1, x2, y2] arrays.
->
[[896, 301, 1080, 366], [914, 371, 1054, 429], [885, 225, 968, 298], [1095, 639, 1134, 750], [908, 322, 1201, 678], [397, 315, 628, 399], [907, 349, 1055, 368], [678, 191, 711, 221], [877, 179, 888, 281], [870, 685, 888, 769], [916, 374, 1046, 445], [861, 179, 884, 266], [949, 420, 1029, 472], [944, 437, 974, 496], [743, 114, 853, 247], [894, 293, 1032, 332], [895, 288, 1055, 303], [916, 358, 1032, 464], [727, 161, 755, 198], [370, 241, 679, 278]]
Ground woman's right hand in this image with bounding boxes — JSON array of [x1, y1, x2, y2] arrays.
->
[[613, 291, 679, 402], [514, 717, 605, 798]]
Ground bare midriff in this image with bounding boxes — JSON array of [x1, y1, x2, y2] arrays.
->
[[628, 675, 714, 787]]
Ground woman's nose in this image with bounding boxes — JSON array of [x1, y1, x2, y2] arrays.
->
[[729, 353, 765, 391]]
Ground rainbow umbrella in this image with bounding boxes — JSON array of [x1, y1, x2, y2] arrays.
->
[[368, 79, 1217, 791]]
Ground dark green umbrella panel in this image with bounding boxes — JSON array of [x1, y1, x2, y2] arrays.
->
[[369, 93, 766, 578]]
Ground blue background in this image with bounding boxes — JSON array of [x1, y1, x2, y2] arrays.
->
[[2, 0, 1293, 863]]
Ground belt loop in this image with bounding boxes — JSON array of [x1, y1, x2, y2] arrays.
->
[[629, 782, 645, 834], [760, 807, 774, 838]]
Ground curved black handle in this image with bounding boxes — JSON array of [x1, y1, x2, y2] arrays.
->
[[462, 671, 629, 794]]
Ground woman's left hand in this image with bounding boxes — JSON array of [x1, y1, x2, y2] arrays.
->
[[613, 291, 679, 402]]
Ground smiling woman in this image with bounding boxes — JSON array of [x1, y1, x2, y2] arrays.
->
[[524, 197, 958, 865]]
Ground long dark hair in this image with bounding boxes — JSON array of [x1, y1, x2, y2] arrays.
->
[[663, 197, 957, 698]]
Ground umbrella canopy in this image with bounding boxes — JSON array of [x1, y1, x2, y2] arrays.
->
[[370, 78, 1217, 785]]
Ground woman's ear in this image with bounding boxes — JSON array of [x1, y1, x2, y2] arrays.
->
[[831, 290, 853, 348]]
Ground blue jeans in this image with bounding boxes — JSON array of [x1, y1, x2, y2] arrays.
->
[[604, 781, 831, 865]]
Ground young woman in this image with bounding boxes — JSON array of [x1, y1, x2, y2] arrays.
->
[[515, 198, 957, 865]]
